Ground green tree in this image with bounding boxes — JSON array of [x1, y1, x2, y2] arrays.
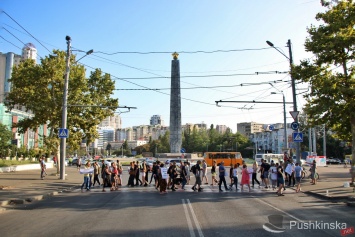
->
[[0, 123, 13, 158], [292, 0, 355, 164], [5, 50, 118, 157]]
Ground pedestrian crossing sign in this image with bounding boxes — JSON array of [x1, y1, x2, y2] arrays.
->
[[292, 132, 303, 142], [58, 128, 69, 138]]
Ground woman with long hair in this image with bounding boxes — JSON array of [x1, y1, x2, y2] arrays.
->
[[252, 161, 260, 188]]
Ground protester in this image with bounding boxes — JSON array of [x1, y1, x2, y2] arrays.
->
[[92, 161, 101, 187], [102, 164, 111, 192], [294, 162, 304, 193], [240, 164, 251, 192], [185, 162, 191, 185], [218, 161, 230, 192], [40, 155, 46, 180], [180, 161, 187, 190], [260, 159, 270, 189], [252, 161, 260, 188], [134, 161, 143, 186], [116, 160, 123, 186], [158, 163, 167, 194], [230, 163, 240, 191], [192, 160, 203, 192], [286, 158, 295, 187], [276, 163, 285, 196], [128, 162, 136, 187], [81, 161, 92, 191], [202, 160, 208, 184], [141, 161, 148, 187], [270, 162, 278, 190], [310, 160, 317, 185], [210, 160, 219, 186]]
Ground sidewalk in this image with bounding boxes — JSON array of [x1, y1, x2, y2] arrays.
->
[[0, 165, 354, 210], [0, 166, 83, 208]]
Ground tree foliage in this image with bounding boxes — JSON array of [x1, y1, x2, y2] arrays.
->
[[292, 0, 355, 163], [5, 50, 118, 154]]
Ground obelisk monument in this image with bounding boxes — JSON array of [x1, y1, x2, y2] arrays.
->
[[169, 52, 182, 153]]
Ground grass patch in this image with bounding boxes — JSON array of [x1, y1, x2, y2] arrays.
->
[[0, 159, 38, 167]]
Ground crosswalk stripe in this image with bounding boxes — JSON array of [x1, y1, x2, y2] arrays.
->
[[74, 185, 296, 194]]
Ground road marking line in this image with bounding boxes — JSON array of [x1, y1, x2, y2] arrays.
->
[[253, 196, 304, 223], [182, 199, 196, 237], [187, 199, 204, 237]]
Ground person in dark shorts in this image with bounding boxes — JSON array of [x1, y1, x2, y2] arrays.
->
[[294, 162, 304, 193]]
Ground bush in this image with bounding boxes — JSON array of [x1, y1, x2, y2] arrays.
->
[[0, 159, 38, 167]]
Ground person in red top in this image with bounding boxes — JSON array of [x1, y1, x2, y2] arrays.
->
[[53, 156, 57, 166], [241, 164, 251, 192]]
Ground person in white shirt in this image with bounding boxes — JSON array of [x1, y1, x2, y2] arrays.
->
[[285, 159, 295, 187], [202, 160, 208, 185], [230, 163, 240, 191]]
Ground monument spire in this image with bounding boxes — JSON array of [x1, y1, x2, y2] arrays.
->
[[169, 52, 182, 153]]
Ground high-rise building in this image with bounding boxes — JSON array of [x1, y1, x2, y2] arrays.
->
[[216, 125, 228, 134], [150, 115, 164, 126], [0, 43, 42, 150], [22, 43, 37, 61], [99, 115, 121, 130], [237, 122, 264, 137]]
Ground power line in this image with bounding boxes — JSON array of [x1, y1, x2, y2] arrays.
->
[[2, 10, 52, 54], [0, 36, 22, 50], [113, 79, 290, 90], [94, 47, 272, 55], [3, 27, 27, 47], [107, 71, 287, 80]]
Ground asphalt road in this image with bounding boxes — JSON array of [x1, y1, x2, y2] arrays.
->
[[0, 182, 354, 237]]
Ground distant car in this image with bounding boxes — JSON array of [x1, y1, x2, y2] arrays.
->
[[327, 158, 341, 164], [165, 159, 187, 167]]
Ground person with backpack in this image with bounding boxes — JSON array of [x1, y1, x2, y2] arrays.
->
[[180, 161, 187, 190], [192, 160, 203, 192]]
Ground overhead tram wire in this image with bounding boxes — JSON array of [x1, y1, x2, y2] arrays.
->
[[2, 10, 52, 54], [0, 36, 22, 50], [113, 78, 290, 90], [3, 27, 27, 47], [81, 62, 243, 109], [94, 47, 272, 55]]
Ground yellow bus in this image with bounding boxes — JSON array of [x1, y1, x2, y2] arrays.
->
[[204, 152, 243, 166]]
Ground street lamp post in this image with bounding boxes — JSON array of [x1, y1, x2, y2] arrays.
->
[[266, 39, 300, 163], [271, 92, 288, 153], [59, 36, 71, 180], [59, 36, 93, 180]]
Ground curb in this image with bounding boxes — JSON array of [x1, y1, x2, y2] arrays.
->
[[0, 185, 80, 211], [304, 191, 350, 202]]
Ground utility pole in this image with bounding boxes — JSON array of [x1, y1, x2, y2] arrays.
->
[[60, 36, 71, 180], [287, 39, 301, 164], [323, 125, 326, 157]]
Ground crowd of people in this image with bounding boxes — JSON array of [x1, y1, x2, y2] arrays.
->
[[75, 157, 319, 196]]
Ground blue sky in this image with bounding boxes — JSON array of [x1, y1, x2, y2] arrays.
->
[[1, 1, 326, 131]]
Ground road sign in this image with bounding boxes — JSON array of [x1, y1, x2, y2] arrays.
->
[[289, 111, 299, 121], [291, 122, 299, 130], [269, 125, 275, 131], [293, 132, 303, 142], [58, 128, 69, 138], [180, 148, 186, 153]]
